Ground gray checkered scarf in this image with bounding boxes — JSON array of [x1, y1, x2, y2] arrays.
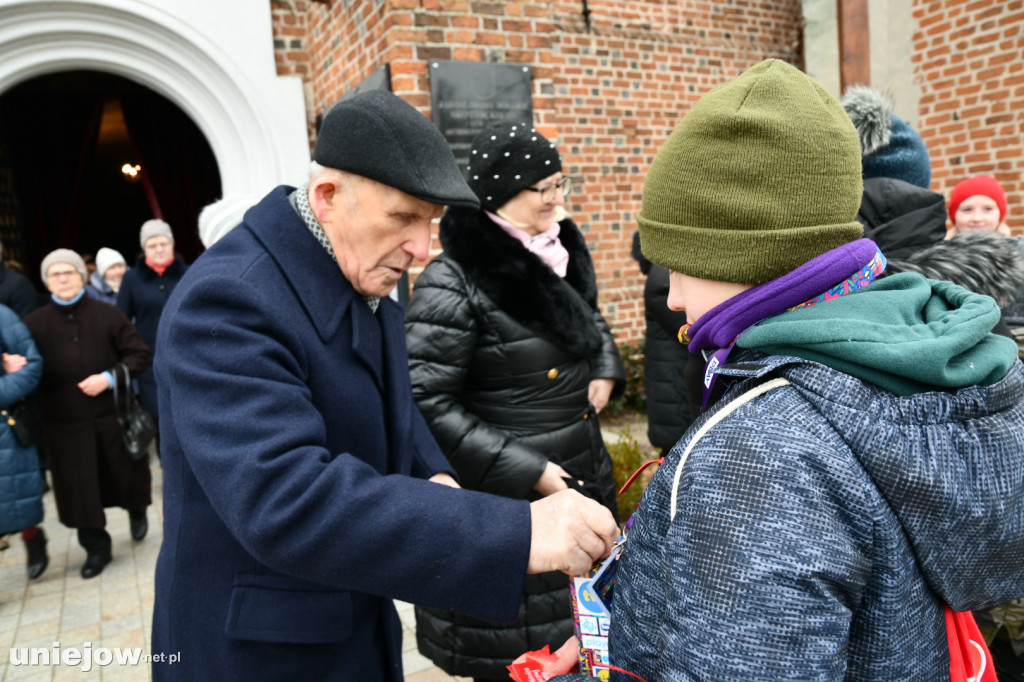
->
[[291, 185, 379, 313]]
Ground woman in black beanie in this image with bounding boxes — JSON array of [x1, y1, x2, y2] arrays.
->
[[406, 122, 625, 682]]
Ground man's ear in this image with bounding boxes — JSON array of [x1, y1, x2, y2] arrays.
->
[[309, 174, 342, 226]]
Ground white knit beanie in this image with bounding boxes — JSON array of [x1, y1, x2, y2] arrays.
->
[[139, 218, 174, 248], [40, 249, 88, 283], [198, 195, 258, 248], [94, 247, 126, 279]]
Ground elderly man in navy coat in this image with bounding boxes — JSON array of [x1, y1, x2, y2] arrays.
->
[[151, 91, 618, 680]]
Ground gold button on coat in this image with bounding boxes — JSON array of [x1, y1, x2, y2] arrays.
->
[[546, 368, 559, 379]]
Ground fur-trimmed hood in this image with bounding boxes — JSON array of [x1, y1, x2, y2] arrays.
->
[[886, 231, 1024, 308], [438, 207, 602, 357]]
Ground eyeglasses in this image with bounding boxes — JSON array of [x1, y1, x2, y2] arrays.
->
[[524, 177, 573, 203], [46, 269, 80, 280]]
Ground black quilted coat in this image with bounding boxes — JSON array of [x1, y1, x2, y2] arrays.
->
[[406, 207, 625, 679]]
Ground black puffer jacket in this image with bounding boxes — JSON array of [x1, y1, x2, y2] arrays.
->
[[631, 233, 692, 451], [857, 177, 948, 260], [406, 207, 624, 679]]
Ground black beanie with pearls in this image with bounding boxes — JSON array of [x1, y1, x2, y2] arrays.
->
[[467, 122, 562, 211]]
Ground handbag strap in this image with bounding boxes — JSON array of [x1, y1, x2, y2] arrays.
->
[[111, 362, 132, 425]]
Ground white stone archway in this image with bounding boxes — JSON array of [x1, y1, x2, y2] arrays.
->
[[0, 0, 311, 196]]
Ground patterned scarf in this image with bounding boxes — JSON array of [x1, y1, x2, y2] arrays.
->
[[291, 185, 380, 313], [684, 238, 885, 412], [686, 239, 884, 353]]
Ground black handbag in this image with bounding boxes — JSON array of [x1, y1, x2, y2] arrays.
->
[[112, 363, 156, 461], [1, 396, 43, 447]]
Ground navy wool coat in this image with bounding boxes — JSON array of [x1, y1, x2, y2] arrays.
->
[[117, 255, 186, 416], [151, 187, 532, 681]]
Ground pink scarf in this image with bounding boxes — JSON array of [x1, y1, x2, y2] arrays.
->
[[488, 211, 570, 278]]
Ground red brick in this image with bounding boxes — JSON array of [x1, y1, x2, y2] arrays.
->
[[273, 0, 1024, 340]]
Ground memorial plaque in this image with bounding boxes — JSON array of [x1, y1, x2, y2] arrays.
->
[[429, 61, 533, 176], [317, 64, 392, 133], [340, 64, 392, 101]]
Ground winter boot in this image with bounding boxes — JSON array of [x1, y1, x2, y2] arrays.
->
[[25, 528, 48, 580]]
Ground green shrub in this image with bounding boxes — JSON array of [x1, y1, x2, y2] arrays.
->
[[606, 424, 658, 522], [604, 341, 646, 417]]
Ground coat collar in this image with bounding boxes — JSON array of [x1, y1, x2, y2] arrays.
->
[[244, 186, 410, 398], [244, 186, 357, 345], [438, 207, 602, 357], [242, 186, 399, 393]]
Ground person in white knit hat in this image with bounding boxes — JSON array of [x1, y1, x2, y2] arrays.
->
[[197, 195, 259, 249], [85, 247, 127, 306]]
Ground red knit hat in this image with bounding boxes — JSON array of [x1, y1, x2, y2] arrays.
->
[[948, 174, 1007, 224]]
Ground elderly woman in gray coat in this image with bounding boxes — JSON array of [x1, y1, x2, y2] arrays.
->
[[405, 122, 624, 682]]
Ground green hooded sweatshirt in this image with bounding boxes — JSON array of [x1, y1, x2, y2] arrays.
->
[[736, 273, 1018, 396]]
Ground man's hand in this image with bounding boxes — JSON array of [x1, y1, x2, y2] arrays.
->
[[588, 378, 615, 414], [528, 490, 617, 575], [428, 472, 460, 488], [78, 373, 111, 397], [2, 352, 27, 374]]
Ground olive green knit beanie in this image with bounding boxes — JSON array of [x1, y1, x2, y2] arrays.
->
[[637, 59, 864, 284]]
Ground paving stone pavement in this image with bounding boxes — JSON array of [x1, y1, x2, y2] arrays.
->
[[0, 421, 647, 681], [0, 456, 468, 681]]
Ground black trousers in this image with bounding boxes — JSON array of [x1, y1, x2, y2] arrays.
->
[[77, 528, 111, 553]]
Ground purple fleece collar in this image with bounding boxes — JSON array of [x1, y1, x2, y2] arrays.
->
[[687, 238, 881, 354]]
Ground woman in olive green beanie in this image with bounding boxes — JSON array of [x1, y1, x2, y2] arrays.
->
[[546, 59, 1024, 681]]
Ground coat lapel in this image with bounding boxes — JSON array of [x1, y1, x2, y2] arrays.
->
[[244, 187, 384, 389], [377, 298, 414, 470], [350, 300, 385, 392]]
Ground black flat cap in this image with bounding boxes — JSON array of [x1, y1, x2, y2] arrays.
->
[[314, 90, 480, 209]]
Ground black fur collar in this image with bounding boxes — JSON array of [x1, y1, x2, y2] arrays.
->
[[439, 207, 603, 357]]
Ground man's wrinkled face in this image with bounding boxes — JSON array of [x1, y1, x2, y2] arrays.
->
[[311, 171, 444, 298]]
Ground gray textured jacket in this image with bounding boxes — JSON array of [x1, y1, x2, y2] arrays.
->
[[558, 351, 1024, 681]]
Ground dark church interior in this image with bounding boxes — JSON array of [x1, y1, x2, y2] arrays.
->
[[0, 71, 221, 290]]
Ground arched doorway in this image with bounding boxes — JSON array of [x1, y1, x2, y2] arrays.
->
[[0, 0, 311, 288], [0, 70, 220, 285]]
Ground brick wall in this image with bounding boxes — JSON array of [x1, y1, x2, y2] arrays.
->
[[550, 1, 802, 343], [271, 0, 804, 345], [270, 1, 318, 144], [914, 0, 1024, 234]]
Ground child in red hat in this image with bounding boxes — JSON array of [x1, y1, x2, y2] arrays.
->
[[947, 174, 1011, 237]]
